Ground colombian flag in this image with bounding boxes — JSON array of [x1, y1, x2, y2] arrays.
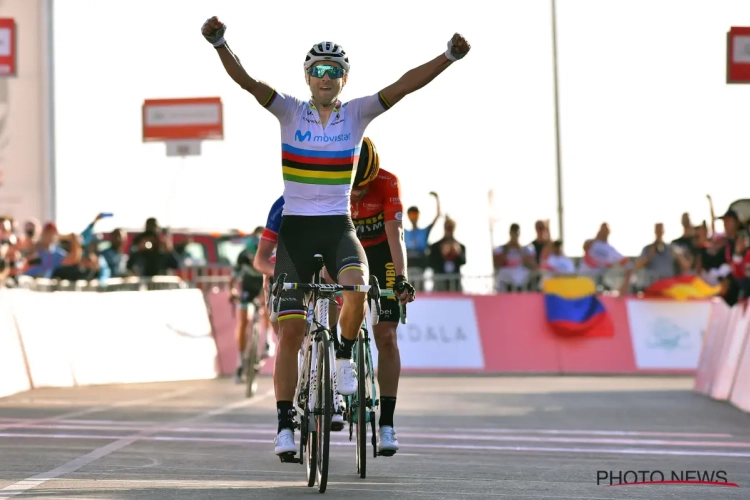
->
[[643, 275, 720, 301], [542, 276, 615, 338]]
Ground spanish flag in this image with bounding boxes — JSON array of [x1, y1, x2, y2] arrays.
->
[[643, 275, 720, 301], [542, 276, 615, 338]]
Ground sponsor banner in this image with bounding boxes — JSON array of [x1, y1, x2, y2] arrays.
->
[[625, 300, 712, 370], [370, 297, 485, 371], [0, 0, 52, 224]]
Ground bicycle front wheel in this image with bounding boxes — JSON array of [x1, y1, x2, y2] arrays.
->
[[315, 333, 332, 493], [356, 331, 367, 478]]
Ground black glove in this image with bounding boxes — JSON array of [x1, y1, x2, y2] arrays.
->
[[394, 275, 415, 298]]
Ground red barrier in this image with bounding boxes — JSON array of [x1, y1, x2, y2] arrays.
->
[[205, 292, 709, 376], [206, 290, 239, 376]]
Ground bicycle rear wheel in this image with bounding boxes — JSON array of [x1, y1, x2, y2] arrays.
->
[[315, 333, 332, 493], [244, 311, 260, 398], [355, 330, 367, 478]]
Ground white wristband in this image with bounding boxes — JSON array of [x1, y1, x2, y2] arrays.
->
[[213, 37, 226, 48], [444, 48, 458, 62]]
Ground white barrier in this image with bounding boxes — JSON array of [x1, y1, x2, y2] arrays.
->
[[0, 290, 32, 398], [0, 288, 219, 398], [694, 299, 750, 414]]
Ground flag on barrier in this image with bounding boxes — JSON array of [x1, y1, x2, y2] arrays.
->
[[542, 276, 614, 338], [643, 275, 720, 301]]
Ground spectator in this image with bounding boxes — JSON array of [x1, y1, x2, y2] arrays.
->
[[714, 209, 750, 305], [16, 218, 41, 257], [0, 236, 17, 286], [428, 216, 466, 292], [100, 229, 129, 278], [0, 216, 15, 244], [671, 213, 697, 268], [493, 223, 537, 292], [578, 223, 629, 275], [540, 240, 575, 275], [23, 223, 67, 278], [634, 223, 691, 288], [718, 231, 750, 306], [51, 235, 109, 282], [404, 191, 441, 290], [126, 230, 179, 277], [131, 217, 160, 252], [530, 220, 551, 265]]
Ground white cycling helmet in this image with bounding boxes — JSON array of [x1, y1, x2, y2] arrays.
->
[[304, 42, 350, 73]]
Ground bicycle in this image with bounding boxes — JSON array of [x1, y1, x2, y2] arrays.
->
[[241, 297, 268, 398], [270, 253, 373, 493], [338, 275, 407, 479]]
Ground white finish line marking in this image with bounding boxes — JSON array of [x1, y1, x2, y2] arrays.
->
[[0, 389, 273, 499]]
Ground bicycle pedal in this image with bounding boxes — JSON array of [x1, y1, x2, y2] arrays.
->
[[278, 452, 301, 463]]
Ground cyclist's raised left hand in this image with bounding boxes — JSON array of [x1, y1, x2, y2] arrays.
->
[[446, 33, 471, 61]]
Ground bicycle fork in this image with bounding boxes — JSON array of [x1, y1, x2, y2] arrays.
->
[[304, 297, 340, 417]]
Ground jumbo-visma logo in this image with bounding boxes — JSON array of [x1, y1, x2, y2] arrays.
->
[[294, 130, 351, 143]]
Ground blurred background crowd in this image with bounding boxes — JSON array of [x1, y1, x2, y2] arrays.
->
[[2, 193, 748, 305]]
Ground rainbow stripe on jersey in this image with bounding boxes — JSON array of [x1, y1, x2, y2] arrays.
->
[[281, 144, 359, 186]]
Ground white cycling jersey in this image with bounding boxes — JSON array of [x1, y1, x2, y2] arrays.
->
[[262, 89, 392, 217]]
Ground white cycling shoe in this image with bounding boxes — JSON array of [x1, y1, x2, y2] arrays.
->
[[335, 358, 357, 396], [377, 426, 399, 455], [274, 428, 297, 455]]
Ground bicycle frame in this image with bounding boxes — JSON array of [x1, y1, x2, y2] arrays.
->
[[271, 263, 373, 441]]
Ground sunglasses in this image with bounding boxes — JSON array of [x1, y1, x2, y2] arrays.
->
[[307, 65, 345, 79]]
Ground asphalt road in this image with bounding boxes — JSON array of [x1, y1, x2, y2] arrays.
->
[[0, 375, 749, 499]]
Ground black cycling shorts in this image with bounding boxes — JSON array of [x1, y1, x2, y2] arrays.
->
[[365, 241, 401, 323], [274, 215, 368, 321], [240, 276, 264, 308]]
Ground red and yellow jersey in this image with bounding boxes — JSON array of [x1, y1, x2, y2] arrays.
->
[[350, 168, 403, 248]]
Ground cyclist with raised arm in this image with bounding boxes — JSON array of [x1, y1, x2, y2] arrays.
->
[[257, 139, 417, 449], [201, 16, 470, 457]]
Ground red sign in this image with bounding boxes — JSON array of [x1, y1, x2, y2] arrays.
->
[[0, 18, 16, 76], [142, 97, 224, 142], [727, 27, 750, 84]]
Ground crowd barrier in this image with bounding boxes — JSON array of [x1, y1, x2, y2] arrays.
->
[[206, 290, 713, 377], [2, 278, 730, 403], [0, 285, 219, 399], [693, 298, 750, 414]]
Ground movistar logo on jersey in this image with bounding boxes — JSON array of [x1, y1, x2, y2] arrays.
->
[[294, 130, 351, 143]]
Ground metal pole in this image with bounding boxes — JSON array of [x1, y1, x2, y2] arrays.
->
[[551, 0, 564, 242], [43, 0, 57, 223]]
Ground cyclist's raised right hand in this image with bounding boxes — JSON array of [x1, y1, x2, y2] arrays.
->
[[202, 16, 227, 47]]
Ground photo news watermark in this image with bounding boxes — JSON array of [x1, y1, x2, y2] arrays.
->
[[597, 470, 739, 487]]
